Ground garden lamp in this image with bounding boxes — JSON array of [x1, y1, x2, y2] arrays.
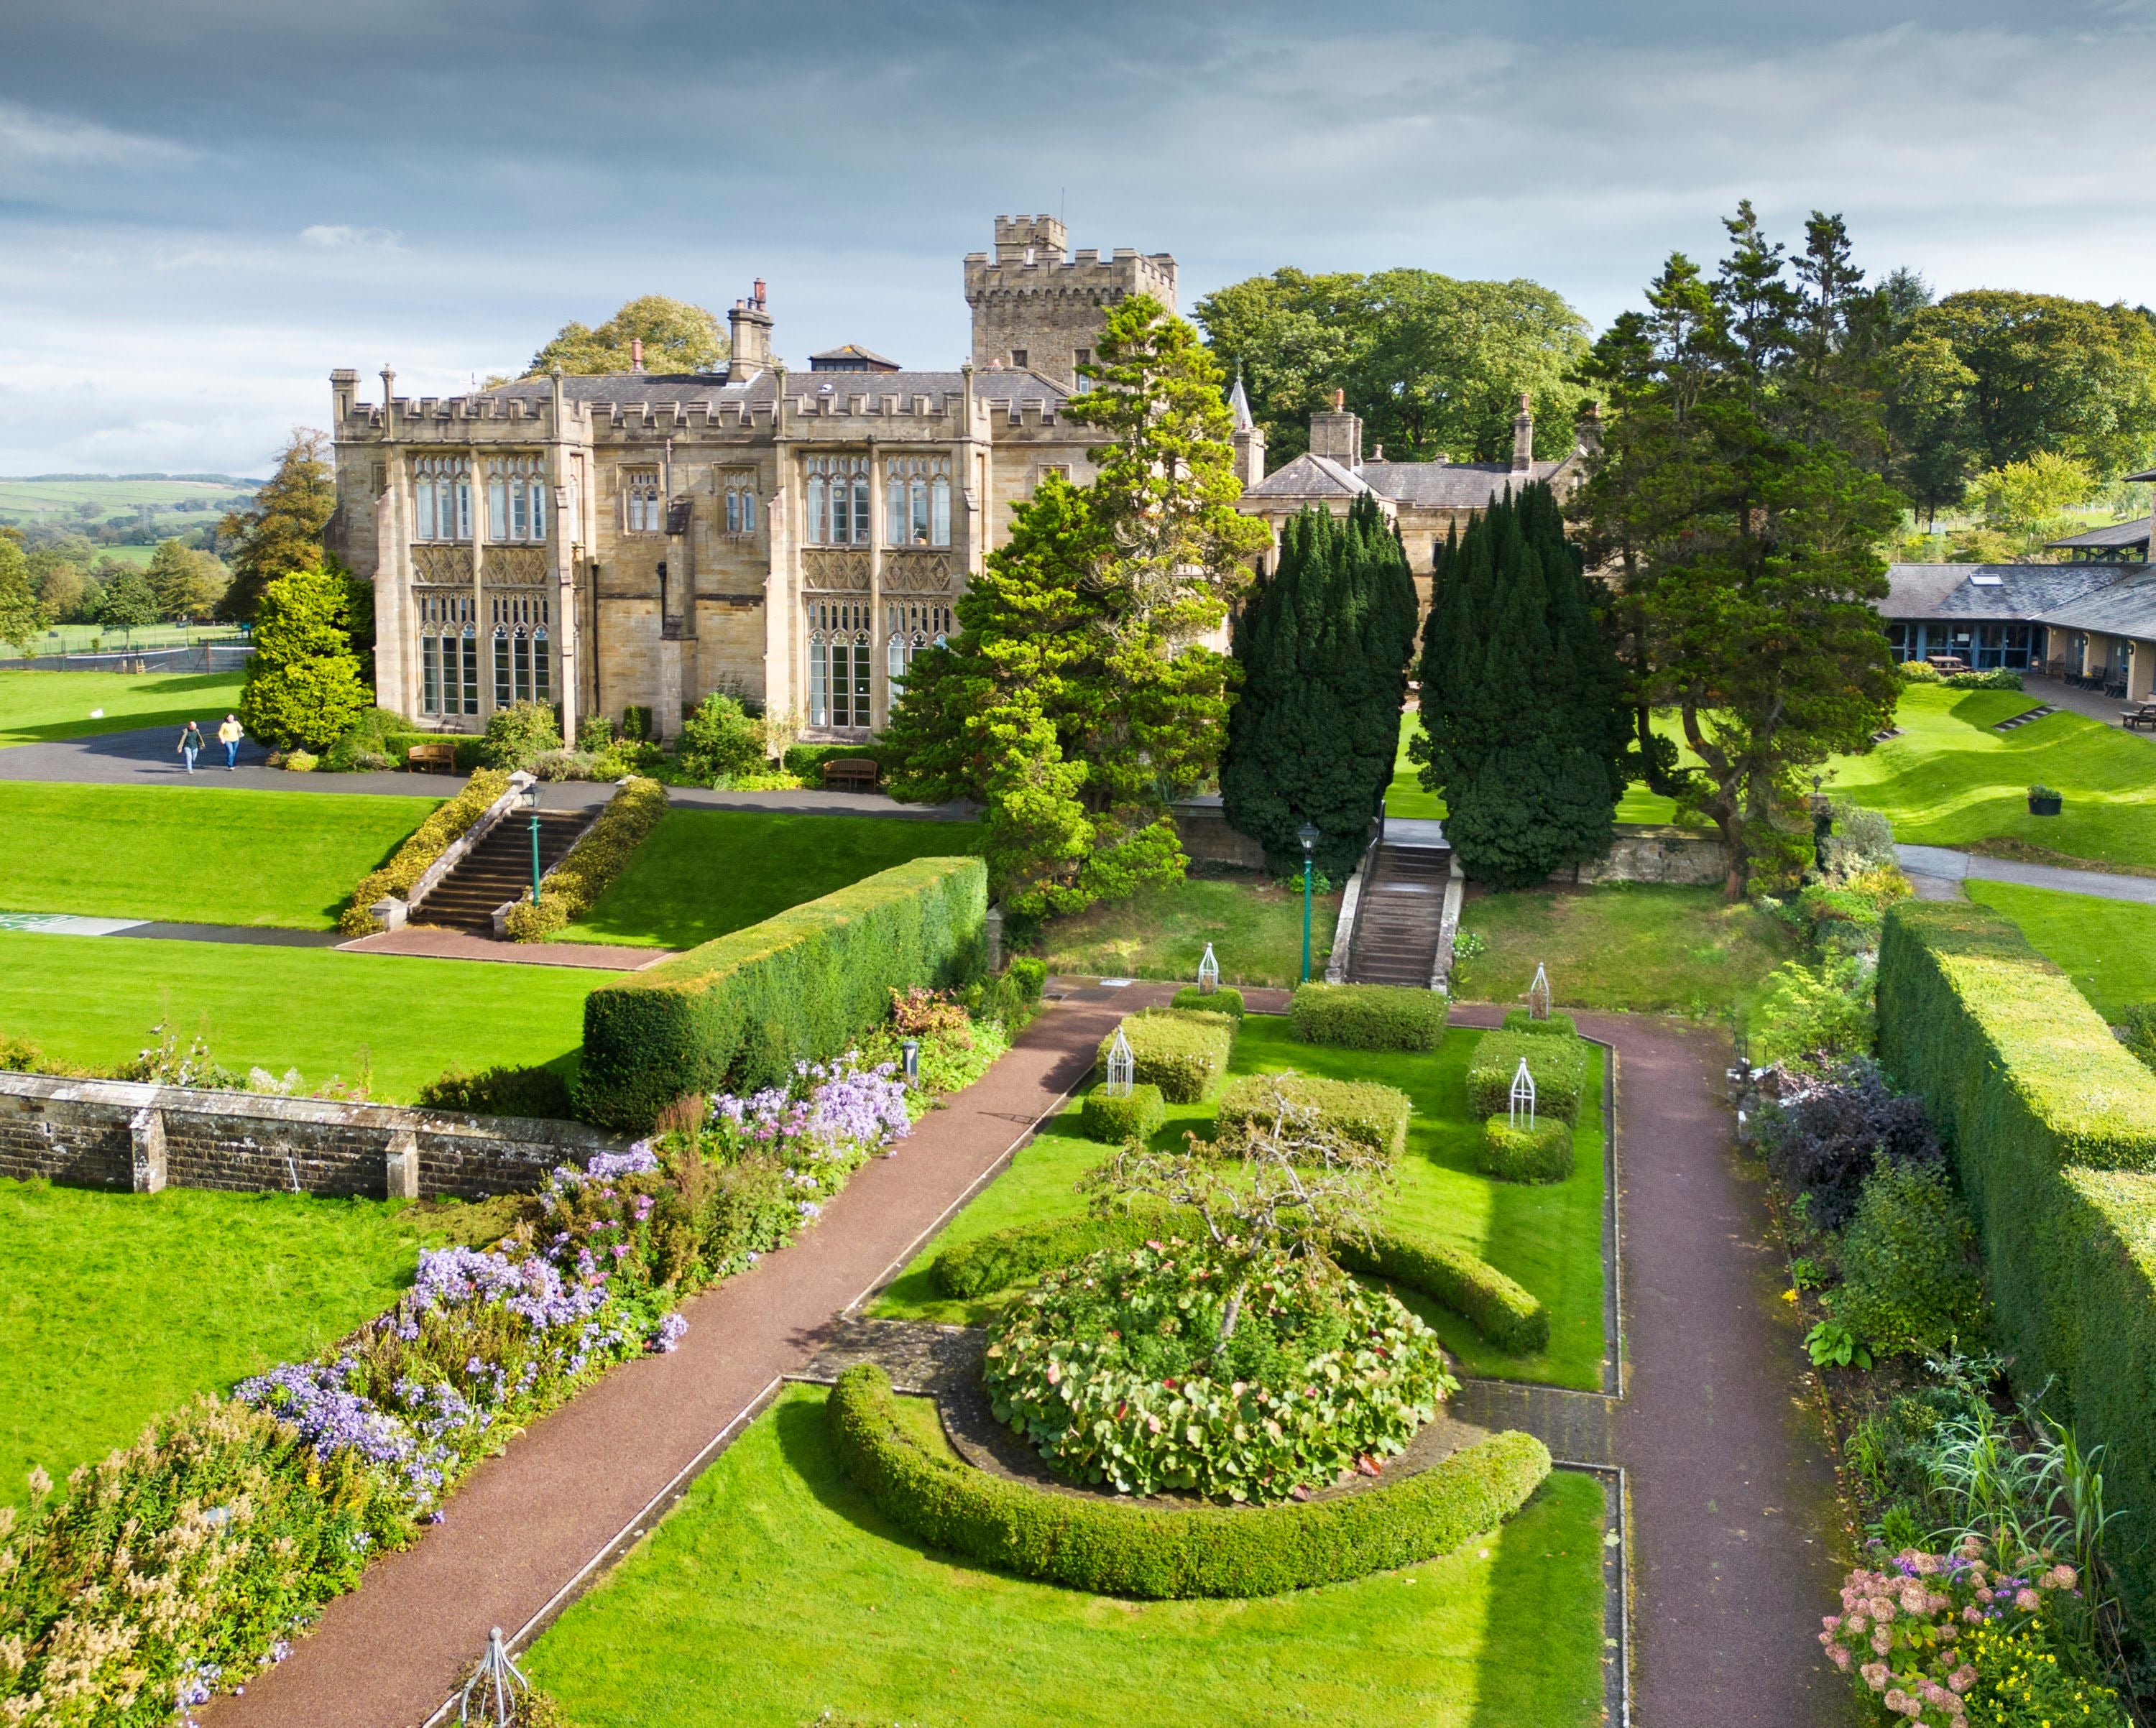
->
[[524, 785, 544, 907], [900, 1037, 921, 1088], [1197, 943, 1220, 996], [1296, 823, 1320, 985]]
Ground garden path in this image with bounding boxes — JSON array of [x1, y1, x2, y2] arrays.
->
[[1894, 843, 2156, 904], [201, 981, 1173, 1728]]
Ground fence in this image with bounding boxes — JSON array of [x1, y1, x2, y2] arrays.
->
[[0, 640, 254, 675]]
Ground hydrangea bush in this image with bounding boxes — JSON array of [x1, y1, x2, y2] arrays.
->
[[984, 1239, 1455, 1503]]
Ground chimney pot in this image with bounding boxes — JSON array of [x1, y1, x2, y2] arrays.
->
[[753, 278, 767, 308], [631, 338, 645, 374], [1332, 389, 1345, 412]]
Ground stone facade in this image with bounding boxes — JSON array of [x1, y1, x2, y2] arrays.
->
[[328, 216, 1176, 746], [0, 1073, 625, 1200]]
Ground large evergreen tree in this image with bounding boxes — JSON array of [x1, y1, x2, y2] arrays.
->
[[1414, 482, 1628, 889], [1220, 494, 1418, 877], [216, 429, 336, 622], [239, 559, 370, 750]]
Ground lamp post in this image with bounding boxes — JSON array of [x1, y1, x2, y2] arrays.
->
[[1296, 822, 1320, 984], [525, 785, 544, 907]]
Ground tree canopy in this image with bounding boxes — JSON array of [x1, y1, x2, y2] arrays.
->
[[526, 296, 729, 376], [0, 534, 46, 655], [216, 430, 336, 623], [1195, 267, 1592, 466], [239, 559, 370, 750], [144, 539, 230, 621]]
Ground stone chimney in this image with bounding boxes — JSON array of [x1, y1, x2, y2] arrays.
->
[[1309, 389, 1363, 470], [1511, 392, 1534, 472], [1575, 399, 1603, 458], [630, 338, 645, 374], [728, 280, 774, 374]]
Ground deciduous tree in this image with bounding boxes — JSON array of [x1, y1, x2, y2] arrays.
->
[[92, 570, 159, 632], [0, 533, 46, 655], [216, 430, 336, 622], [527, 295, 728, 376], [144, 538, 230, 621]]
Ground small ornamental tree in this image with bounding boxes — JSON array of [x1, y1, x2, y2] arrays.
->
[[1414, 481, 1628, 887], [217, 429, 337, 622], [1221, 494, 1419, 877], [240, 558, 371, 749]]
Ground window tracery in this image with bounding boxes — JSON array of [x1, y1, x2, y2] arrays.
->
[[883, 456, 952, 546], [806, 597, 873, 728], [412, 456, 471, 542], [803, 455, 870, 545], [417, 590, 478, 716], [486, 455, 548, 542]]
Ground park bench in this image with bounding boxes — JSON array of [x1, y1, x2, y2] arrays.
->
[[406, 741, 459, 775], [2123, 703, 2156, 731], [821, 757, 880, 793]]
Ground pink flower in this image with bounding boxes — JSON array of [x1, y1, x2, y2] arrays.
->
[[1912, 1552, 1942, 1576], [1871, 1597, 1897, 1622], [1884, 1689, 1909, 1714], [1828, 1645, 1851, 1671], [1948, 1666, 1976, 1696], [1961, 1607, 1984, 1625], [1846, 1613, 1868, 1634], [2014, 1589, 2040, 1612], [1822, 1615, 1843, 1633], [1973, 1586, 1994, 1604], [1871, 1627, 1892, 1656], [1861, 1662, 1889, 1691], [2047, 1563, 2078, 1589]]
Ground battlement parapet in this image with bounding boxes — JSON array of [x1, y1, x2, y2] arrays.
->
[[788, 389, 964, 422]]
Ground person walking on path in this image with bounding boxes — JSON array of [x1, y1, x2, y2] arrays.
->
[[176, 719, 204, 773], [217, 713, 243, 770]]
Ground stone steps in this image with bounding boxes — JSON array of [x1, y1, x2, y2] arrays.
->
[[1347, 840, 1451, 987], [416, 810, 590, 933]]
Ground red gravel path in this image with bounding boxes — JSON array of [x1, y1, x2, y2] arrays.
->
[[206, 983, 1163, 1728]]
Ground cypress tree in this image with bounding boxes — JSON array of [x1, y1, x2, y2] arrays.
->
[[1222, 494, 1419, 877], [1414, 481, 1628, 888]]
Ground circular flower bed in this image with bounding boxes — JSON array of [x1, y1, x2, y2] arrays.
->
[[982, 1238, 1455, 1502]]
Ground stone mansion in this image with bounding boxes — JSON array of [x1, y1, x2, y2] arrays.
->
[[326, 215, 1590, 742]]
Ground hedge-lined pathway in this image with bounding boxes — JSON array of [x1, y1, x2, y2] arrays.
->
[[203, 981, 1171, 1728]]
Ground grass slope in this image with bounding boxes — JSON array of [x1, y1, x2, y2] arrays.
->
[[0, 669, 247, 747], [0, 782, 430, 928], [1964, 882, 2156, 1020], [0, 932, 611, 1100], [561, 809, 986, 950], [872, 1019, 1609, 1391], [1038, 877, 1342, 988], [524, 1383, 1608, 1728], [0, 1181, 426, 1506]]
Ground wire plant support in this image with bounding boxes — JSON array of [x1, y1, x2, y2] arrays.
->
[[1104, 1027, 1135, 1099], [1508, 1057, 1538, 1130], [459, 1627, 530, 1727], [1197, 943, 1220, 995], [1527, 962, 1552, 1022]]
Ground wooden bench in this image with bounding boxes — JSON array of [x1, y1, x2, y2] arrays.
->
[[2124, 704, 2156, 731], [821, 757, 879, 793], [406, 741, 459, 775]]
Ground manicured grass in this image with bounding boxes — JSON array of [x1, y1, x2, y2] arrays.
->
[[523, 1382, 1608, 1728], [872, 1018, 1609, 1391], [0, 668, 247, 747], [560, 808, 985, 950], [1453, 883, 1798, 1020], [0, 932, 612, 1100], [0, 782, 432, 928], [1037, 877, 1341, 988], [1388, 711, 1443, 819], [1965, 881, 2156, 1020], [1828, 684, 2156, 868], [0, 1180, 428, 1507]]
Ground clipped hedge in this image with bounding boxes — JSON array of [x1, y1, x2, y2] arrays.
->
[[578, 856, 988, 1129], [1216, 1071, 1411, 1160], [1501, 1008, 1578, 1039], [337, 768, 512, 934], [1079, 1083, 1167, 1143], [1480, 1115, 1574, 1183], [1879, 900, 2156, 1627], [784, 742, 888, 780], [1334, 1227, 1552, 1357], [504, 777, 668, 940], [382, 731, 489, 772], [826, 1362, 1550, 1599], [1171, 984, 1245, 1020], [1465, 1030, 1587, 1126], [1288, 983, 1447, 1052], [1095, 1007, 1235, 1104]]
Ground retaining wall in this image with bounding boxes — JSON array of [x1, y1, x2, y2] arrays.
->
[[1574, 824, 1730, 887], [0, 1072, 625, 1201], [1171, 795, 1268, 872]]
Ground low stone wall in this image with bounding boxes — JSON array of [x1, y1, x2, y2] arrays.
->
[[0, 1072, 625, 1200], [1575, 824, 1731, 887], [1171, 795, 1268, 872]]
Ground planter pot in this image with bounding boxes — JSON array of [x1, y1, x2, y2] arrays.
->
[[2028, 795, 2063, 816]]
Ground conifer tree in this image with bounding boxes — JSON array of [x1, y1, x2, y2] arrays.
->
[[217, 429, 336, 622], [239, 559, 370, 750], [1221, 494, 1419, 877], [1413, 481, 1628, 888]]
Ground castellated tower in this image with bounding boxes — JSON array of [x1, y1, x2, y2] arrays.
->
[[964, 214, 1177, 390]]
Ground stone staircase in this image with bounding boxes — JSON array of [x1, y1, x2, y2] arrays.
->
[[414, 809, 590, 934], [1346, 829, 1453, 987]]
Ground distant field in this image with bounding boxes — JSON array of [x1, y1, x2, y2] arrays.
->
[[0, 476, 257, 522]]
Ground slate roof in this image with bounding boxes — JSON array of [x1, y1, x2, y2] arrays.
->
[[482, 372, 751, 407], [2034, 567, 2156, 634], [1360, 458, 1570, 508], [808, 343, 901, 370], [1878, 563, 2134, 622], [2045, 517, 2152, 550], [1240, 452, 1378, 500], [477, 366, 1067, 411]]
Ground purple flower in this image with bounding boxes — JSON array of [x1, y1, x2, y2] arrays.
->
[[650, 1312, 689, 1353]]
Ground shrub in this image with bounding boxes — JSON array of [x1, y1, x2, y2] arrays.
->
[[239, 560, 369, 750], [578, 856, 988, 1129], [337, 768, 512, 934], [1823, 800, 1898, 877], [783, 742, 887, 780], [1501, 1007, 1577, 1038], [318, 705, 409, 773], [1832, 1158, 1984, 1358], [2116, 1000, 2156, 1076], [1216, 1071, 1410, 1160], [504, 777, 668, 940], [1899, 660, 1945, 684], [1480, 1115, 1573, 1183], [1171, 984, 1245, 1019], [1878, 900, 2156, 1625], [1005, 956, 1046, 1001], [1754, 1061, 1942, 1232], [284, 749, 318, 772], [1332, 1227, 1551, 1355], [382, 731, 489, 773], [1943, 668, 2024, 690], [478, 698, 561, 770], [678, 691, 767, 784], [1079, 1082, 1167, 1142], [1094, 1007, 1235, 1104], [1288, 982, 1446, 1051], [1465, 1030, 1587, 1124], [1752, 956, 1874, 1067], [415, 1063, 576, 1120], [857, 1012, 1010, 1103], [826, 1362, 1551, 1599], [931, 1209, 1187, 1300]]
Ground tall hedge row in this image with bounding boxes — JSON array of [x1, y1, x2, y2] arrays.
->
[[1876, 900, 2156, 1629], [577, 855, 987, 1128]]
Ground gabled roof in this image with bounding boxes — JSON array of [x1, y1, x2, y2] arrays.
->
[[1879, 562, 2139, 622], [2035, 566, 2156, 634], [808, 343, 902, 371], [1360, 458, 1571, 509], [1240, 452, 1376, 500], [2045, 517, 2151, 550]]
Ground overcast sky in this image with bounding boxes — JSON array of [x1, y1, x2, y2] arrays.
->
[[0, 0, 2149, 476]]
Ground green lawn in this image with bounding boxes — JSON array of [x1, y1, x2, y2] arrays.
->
[[523, 1382, 1608, 1728], [872, 1017, 1609, 1391], [0, 1180, 430, 1506], [0, 669, 247, 747], [1965, 881, 2156, 1020], [1388, 711, 1443, 819], [1037, 877, 1342, 988], [561, 809, 985, 950], [0, 933, 612, 1100], [0, 782, 431, 928], [1454, 883, 1798, 1020]]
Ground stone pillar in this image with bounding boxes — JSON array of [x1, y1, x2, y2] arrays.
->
[[1511, 393, 1535, 472], [384, 1129, 420, 1200], [129, 1106, 166, 1193], [548, 371, 580, 748], [470, 443, 487, 719], [985, 905, 1003, 973], [374, 463, 416, 719], [867, 446, 886, 726]]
